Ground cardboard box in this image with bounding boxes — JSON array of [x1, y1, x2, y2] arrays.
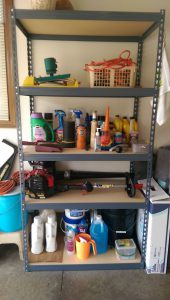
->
[[137, 178, 170, 274]]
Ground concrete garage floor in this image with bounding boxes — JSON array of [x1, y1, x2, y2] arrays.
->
[[0, 245, 170, 300]]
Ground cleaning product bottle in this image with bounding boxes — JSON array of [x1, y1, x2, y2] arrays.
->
[[130, 116, 138, 145], [31, 112, 55, 142], [101, 107, 111, 147], [73, 109, 83, 127], [77, 219, 88, 234], [45, 214, 57, 253], [63, 109, 76, 147], [44, 113, 53, 129], [54, 110, 66, 143], [113, 114, 123, 132], [94, 128, 101, 151], [76, 125, 86, 150], [85, 113, 91, 147], [90, 111, 97, 149], [66, 230, 75, 255], [31, 216, 44, 254], [122, 116, 130, 144], [90, 215, 108, 254]]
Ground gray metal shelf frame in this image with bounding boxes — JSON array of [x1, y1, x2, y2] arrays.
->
[[11, 8, 165, 272]]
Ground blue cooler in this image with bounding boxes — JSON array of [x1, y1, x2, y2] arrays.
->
[[0, 186, 25, 232]]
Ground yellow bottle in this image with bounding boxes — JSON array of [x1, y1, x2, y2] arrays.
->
[[113, 114, 123, 132], [122, 116, 130, 144]]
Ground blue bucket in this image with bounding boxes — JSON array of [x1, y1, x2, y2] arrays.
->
[[0, 187, 25, 232]]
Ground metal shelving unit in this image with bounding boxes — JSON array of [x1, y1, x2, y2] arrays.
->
[[11, 8, 165, 272]]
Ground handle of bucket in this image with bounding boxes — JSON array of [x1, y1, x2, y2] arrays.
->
[[60, 217, 67, 234], [0, 199, 21, 216]]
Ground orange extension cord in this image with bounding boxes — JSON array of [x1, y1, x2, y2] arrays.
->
[[0, 171, 29, 195]]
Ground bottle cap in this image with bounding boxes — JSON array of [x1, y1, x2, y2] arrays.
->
[[115, 114, 120, 117], [34, 216, 42, 225], [92, 111, 97, 120], [48, 214, 56, 224], [96, 215, 102, 221]]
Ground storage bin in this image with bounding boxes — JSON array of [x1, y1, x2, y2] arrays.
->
[[0, 187, 25, 232], [101, 209, 136, 246], [88, 64, 136, 88], [115, 238, 136, 260]]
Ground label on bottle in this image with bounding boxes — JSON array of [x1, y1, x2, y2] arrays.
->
[[56, 129, 63, 143], [33, 126, 46, 142], [67, 238, 74, 253]]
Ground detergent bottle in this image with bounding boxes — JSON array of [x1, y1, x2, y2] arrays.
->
[[122, 116, 130, 144], [54, 110, 66, 143], [45, 214, 57, 252], [31, 112, 54, 142], [101, 107, 111, 147], [90, 215, 108, 254], [31, 216, 44, 254], [113, 114, 123, 132]]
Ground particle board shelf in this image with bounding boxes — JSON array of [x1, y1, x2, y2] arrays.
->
[[25, 179, 145, 210], [15, 9, 161, 40], [19, 87, 155, 98], [28, 248, 142, 271], [23, 146, 149, 162]]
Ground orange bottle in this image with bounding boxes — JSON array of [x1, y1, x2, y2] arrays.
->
[[76, 125, 86, 149], [101, 107, 111, 146]]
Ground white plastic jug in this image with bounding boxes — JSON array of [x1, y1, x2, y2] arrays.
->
[[31, 216, 44, 254], [45, 214, 57, 252]]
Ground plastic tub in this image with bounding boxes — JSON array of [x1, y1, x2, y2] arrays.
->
[[0, 187, 25, 232], [61, 214, 85, 233], [115, 239, 136, 260]]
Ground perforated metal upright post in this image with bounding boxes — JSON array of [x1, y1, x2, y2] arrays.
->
[[130, 40, 143, 175], [27, 37, 35, 113], [11, 9, 29, 272], [141, 9, 165, 267]]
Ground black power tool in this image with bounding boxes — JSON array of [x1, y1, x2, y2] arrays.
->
[[26, 161, 56, 199]]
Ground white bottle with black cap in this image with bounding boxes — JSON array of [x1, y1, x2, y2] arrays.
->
[[45, 214, 57, 252], [31, 216, 44, 254]]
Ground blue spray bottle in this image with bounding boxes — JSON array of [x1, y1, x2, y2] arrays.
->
[[54, 110, 66, 143], [73, 109, 83, 127]]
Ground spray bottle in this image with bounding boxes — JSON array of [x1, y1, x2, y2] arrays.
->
[[90, 111, 97, 149], [73, 109, 83, 128], [101, 107, 111, 147], [54, 110, 66, 143]]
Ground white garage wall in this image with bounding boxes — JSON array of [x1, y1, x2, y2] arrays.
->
[[0, 0, 170, 172]]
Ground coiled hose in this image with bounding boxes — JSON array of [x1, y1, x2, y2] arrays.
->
[[0, 171, 29, 195]]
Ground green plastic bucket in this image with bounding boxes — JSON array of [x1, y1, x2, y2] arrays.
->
[[0, 187, 26, 232]]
